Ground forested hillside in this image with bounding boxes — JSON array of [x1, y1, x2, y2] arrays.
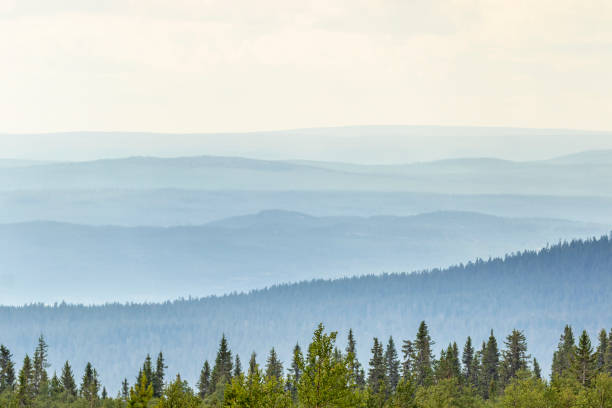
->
[[1, 235, 610, 392], [1, 211, 607, 304]]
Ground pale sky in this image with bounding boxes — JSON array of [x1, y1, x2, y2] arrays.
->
[[1, 0, 611, 133]]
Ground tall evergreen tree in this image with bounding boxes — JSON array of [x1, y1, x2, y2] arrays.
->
[[533, 358, 542, 380], [0, 345, 15, 393], [138, 354, 153, 389], [596, 329, 608, 372], [552, 325, 575, 378], [346, 329, 365, 388], [233, 355, 243, 378], [152, 351, 166, 398], [128, 372, 153, 408], [414, 321, 434, 386], [265, 348, 283, 379], [211, 334, 233, 386], [60, 361, 77, 397], [462, 337, 475, 386], [501, 329, 530, 384], [368, 337, 386, 392], [401, 339, 414, 379], [481, 330, 500, 398], [288, 343, 303, 398], [122, 378, 130, 400], [248, 352, 257, 377], [32, 334, 49, 394], [50, 372, 62, 396], [80, 362, 100, 404], [385, 336, 400, 392], [16, 355, 34, 407], [196, 360, 211, 398], [573, 330, 596, 386]]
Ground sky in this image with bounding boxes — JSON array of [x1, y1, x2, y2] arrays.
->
[[0, 0, 611, 134]]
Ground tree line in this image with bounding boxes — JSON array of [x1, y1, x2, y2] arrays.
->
[[2, 321, 612, 407]]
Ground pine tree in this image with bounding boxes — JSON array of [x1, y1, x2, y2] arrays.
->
[[552, 325, 575, 378], [32, 334, 49, 394], [401, 339, 414, 379], [265, 347, 283, 379], [197, 360, 211, 398], [385, 336, 400, 392], [16, 355, 34, 407], [233, 355, 243, 378], [0, 345, 15, 393], [346, 329, 365, 388], [462, 337, 475, 386], [60, 361, 77, 397], [152, 351, 166, 398], [211, 334, 233, 386], [596, 329, 608, 372], [481, 330, 500, 398], [102, 386, 108, 399], [573, 330, 596, 386], [533, 358, 542, 379], [501, 329, 530, 384], [368, 337, 386, 393], [414, 321, 434, 386]]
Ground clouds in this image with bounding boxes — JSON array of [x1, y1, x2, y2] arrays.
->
[[0, 0, 610, 133]]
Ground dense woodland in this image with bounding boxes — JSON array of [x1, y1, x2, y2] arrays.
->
[[1, 235, 611, 391], [2, 322, 612, 407]]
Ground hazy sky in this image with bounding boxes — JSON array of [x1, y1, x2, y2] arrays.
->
[[1, 0, 611, 133]]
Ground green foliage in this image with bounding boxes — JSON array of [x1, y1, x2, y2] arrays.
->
[[155, 374, 200, 408], [297, 323, 365, 408], [128, 372, 154, 408]]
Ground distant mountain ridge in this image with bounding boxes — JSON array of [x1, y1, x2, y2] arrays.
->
[[1, 150, 611, 195]]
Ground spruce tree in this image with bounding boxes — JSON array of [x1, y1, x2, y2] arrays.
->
[[16, 355, 34, 407], [122, 378, 130, 400], [414, 321, 434, 386], [211, 334, 233, 386], [384, 336, 400, 392], [533, 358, 542, 380], [552, 325, 575, 378], [368, 337, 386, 393], [596, 329, 608, 372], [401, 339, 414, 379], [139, 354, 154, 389], [501, 329, 530, 384], [265, 347, 283, 379], [102, 386, 108, 399], [32, 334, 49, 394], [233, 355, 243, 378], [462, 337, 475, 385], [346, 329, 365, 388], [128, 372, 153, 408], [573, 330, 596, 386], [0, 345, 15, 393], [60, 361, 77, 397], [197, 360, 211, 398], [288, 343, 303, 398], [481, 330, 500, 398], [153, 351, 166, 398], [80, 362, 100, 404], [248, 352, 257, 377], [50, 372, 62, 396]]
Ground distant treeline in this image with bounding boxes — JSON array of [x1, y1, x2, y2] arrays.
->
[[1, 322, 612, 407]]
